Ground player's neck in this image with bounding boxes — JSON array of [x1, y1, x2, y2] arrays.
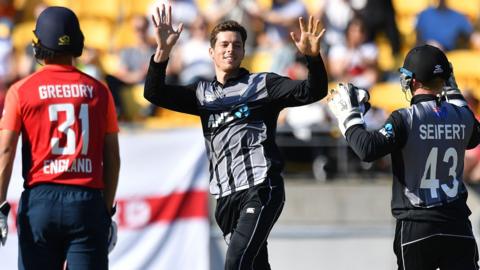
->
[[413, 88, 440, 96], [215, 68, 240, 85], [44, 55, 75, 66]]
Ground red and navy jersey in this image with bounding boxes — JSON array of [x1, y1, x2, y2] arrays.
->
[[0, 64, 119, 189]]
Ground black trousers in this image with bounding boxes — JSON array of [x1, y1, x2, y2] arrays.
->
[[394, 219, 479, 270], [215, 177, 285, 270]]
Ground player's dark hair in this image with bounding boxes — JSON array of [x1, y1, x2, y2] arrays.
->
[[420, 77, 445, 92], [209, 20, 247, 48]]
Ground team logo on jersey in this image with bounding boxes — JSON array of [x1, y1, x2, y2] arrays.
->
[[207, 105, 250, 129], [379, 123, 394, 138], [234, 105, 250, 119]]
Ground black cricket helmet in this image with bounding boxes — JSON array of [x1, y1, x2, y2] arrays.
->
[[33, 6, 84, 59], [398, 44, 452, 93]]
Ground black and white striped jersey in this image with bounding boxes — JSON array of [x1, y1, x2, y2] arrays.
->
[[144, 55, 328, 198], [346, 94, 480, 222]]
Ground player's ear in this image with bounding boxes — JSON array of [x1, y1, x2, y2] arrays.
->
[[208, 47, 214, 60], [410, 78, 424, 93]]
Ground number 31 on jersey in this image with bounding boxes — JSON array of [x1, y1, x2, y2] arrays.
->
[[48, 103, 89, 155]]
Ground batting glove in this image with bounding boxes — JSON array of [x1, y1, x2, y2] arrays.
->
[[327, 83, 366, 136], [0, 201, 10, 246], [107, 204, 118, 253], [108, 220, 118, 253], [444, 62, 467, 107]]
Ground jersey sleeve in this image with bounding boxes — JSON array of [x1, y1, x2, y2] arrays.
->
[[344, 110, 407, 162], [466, 111, 480, 149], [265, 55, 328, 108], [0, 85, 21, 132], [105, 85, 119, 133]]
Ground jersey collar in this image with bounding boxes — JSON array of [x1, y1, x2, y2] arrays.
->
[[40, 64, 78, 72], [212, 68, 250, 87], [410, 94, 438, 105]]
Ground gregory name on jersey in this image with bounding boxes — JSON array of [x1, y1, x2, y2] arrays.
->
[[43, 158, 92, 174], [419, 124, 466, 140], [38, 84, 94, 99]]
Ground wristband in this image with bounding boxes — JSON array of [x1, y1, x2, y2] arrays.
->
[[0, 201, 10, 216]]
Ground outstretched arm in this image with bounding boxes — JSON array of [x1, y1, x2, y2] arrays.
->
[[151, 4, 184, 63], [144, 3, 199, 115], [266, 16, 328, 107]]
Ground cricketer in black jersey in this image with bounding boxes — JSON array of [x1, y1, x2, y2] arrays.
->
[[145, 5, 328, 270], [330, 44, 480, 269]]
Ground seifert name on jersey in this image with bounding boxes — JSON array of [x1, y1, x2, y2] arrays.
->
[[38, 84, 94, 99], [419, 124, 466, 140]]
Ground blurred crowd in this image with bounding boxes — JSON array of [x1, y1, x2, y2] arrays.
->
[[2, 0, 480, 178]]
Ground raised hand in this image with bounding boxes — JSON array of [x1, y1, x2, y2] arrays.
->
[[151, 4, 183, 63], [290, 16, 325, 57]]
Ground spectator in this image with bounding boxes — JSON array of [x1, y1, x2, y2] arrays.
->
[[463, 90, 480, 185], [169, 15, 214, 85], [0, 17, 14, 87], [416, 0, 475, 51], [17, 2, 47, 78], [317, 0, 354, 52], [148, 0, 198, 43], [202, 0, 260, 53], [77, 47, 104, 80], [253, 0, 308, 74], [281, 54, 332, 141], [258, 0, 308, 44], [328, 16, 379, 89], [356, 0, 401, 56], [0, 0, 15, 21], [106, 15, 155, 119]]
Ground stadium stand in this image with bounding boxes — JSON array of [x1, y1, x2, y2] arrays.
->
[[369, 82, 409, 113], [76, 0, 122, 22], [392, 0, 430, 49], [79, 18, 114, 52], [6, 0, 480, 129], [446, 0, 480, 22], [446, 50, 480, 99]]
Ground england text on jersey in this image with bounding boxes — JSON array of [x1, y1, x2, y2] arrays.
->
[[38, 84, 94, 99], [419, 124, 466, 140], [43, 158, 92, 174]]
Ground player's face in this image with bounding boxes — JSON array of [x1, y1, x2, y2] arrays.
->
[[209, 31, 244, 73]]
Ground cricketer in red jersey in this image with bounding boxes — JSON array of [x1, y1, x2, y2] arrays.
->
[[0, 6, 120, 270]]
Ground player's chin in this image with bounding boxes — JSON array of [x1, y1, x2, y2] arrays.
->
[[222, 63, 241, 72]]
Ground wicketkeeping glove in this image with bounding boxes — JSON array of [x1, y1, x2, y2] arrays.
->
[[0, 201, 11, 246], [327, 83, 366, 136], [443, 62, 467, 107]]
